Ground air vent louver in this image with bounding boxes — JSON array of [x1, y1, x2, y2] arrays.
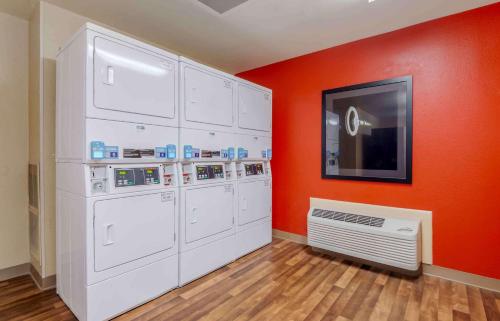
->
[[311, 209, 385, 227]]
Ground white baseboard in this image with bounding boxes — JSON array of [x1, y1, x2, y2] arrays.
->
[[272, 228, 499, 292]]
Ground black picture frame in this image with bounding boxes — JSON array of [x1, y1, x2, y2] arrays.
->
[[321, 76, 413, 184]]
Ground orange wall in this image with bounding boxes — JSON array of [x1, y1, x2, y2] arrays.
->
[[237, 3, 500, 279]]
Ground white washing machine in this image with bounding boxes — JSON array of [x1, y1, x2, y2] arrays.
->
[[56, 162, 179, 321], [178, 158, 237, 285], [178, 127, 237, 285], [235, 133, 273, 257]]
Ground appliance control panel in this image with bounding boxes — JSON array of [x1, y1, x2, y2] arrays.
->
[[196, 165, 224, 180], [180, 162, 235, 186], [89, 163, 178, 195], [114, 167, 160, 187], [244, 163, 264, 176], [236, 161, 271, 179]]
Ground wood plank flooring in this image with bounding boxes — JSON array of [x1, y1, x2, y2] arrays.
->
[[1, 239, 499, 321]]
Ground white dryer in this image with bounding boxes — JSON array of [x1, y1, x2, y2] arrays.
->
[[56, 162, 179, 321], [56, 23, 179, 164], [179, 57, 237, 133], [178, 161, 237, 285], [57, 23, 178, 127], [235, 77, 272, 136]]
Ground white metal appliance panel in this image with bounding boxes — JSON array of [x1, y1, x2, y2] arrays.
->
[[238, 134, 272, 159], [56, 31, 86, 163], [93, 192, 175, 272], [87, 256, 178, 321], [179, 235, 236, 285], [238, 83, 272, 132], [93, 36, 176, 119], [183, 65, 234, 127], [185, 185, 234, 243], [236, 219, 272, 257], [238, 180, 271, 226], [86, 119, 178, 162]]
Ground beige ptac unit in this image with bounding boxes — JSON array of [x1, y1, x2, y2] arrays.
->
[[56, 23, 180, 321]]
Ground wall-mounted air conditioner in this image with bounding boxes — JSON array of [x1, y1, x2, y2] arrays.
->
[[307, 208, 421, 274]]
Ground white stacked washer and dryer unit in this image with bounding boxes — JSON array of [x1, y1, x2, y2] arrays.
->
[[178, 58, 273, 285], [56, 23, 272, 321]]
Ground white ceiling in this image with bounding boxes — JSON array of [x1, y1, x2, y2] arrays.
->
[[0, 0, 497, 73]]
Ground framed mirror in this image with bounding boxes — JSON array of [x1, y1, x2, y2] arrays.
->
[[322, 76, 413, 183]]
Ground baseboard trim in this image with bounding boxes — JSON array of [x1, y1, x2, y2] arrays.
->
[[423, 264, 499, 292], [0, 263, 31, 282], [272, 229, 307, 244], [272, 228, 499, 292], [30, 265, 56, 290]]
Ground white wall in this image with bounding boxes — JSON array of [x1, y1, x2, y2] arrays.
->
[[0, 12, 29, 270]]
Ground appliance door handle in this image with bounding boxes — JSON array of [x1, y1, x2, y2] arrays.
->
[[103, 223, 114, 246], [104, 66, 114, 85], [191, 207, 198, 224]]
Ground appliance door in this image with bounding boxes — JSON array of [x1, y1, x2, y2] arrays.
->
[[238, 179, 271, 226], [238, 83, 271, 132], [183, 65, 234, 127], [93, 36, 176, 120], [93, 192, 175, 272], [185, 184, 234, 243]]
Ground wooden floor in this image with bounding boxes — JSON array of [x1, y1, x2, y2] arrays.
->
[[1, 239, 499, 321]]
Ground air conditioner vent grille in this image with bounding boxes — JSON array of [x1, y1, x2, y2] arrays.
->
[[311, 209, 385, 227]]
